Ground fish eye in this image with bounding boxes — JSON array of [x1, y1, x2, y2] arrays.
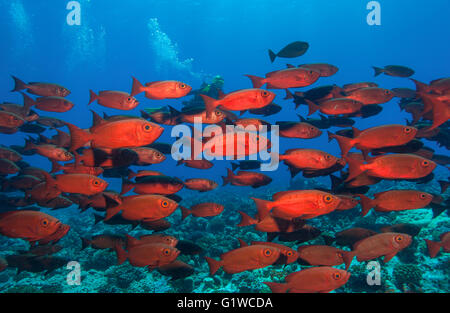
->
[[309, 70, 313, 75], [421, 160, 430, 167], [287, 251, 293, 257], [161, 200, 169, 208], [310, 127, 315, 131], [143, 124, 152, 132], [261, 91, 269, 97], [156, 153, 162, 158], [333, 272, 342, 280], [263, 248, 272, 257], [215, 110, 222, 116], [324, 195, 333, 203], [179, 83, 186, 89], [41, 219, 49, 227], [93, 180, 100, 186], [337, 252, 343, 259], [127, 97, 131, 101], [385, 90, 391, 95], [163, 248, 171, 256], [404, 127, 412, 133], [394, 235, 403, 242], [420, 193, 427, 199]]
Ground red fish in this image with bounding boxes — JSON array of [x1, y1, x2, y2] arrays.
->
[[129, 234, 178, 248], [343, 232, 412, 267], [252, 190, 341, 220], [306, 98, 363, 116], [11, 75, 70, 97], [31, 96, 74, 112], [43, 171, 108, 196], [239, 239, 298, 264], [184, 178, 218, 192], [105, 194, 179, 222], [176, 159, 213, 169], [328, 124, 417, 156], [24, 140, 74, 162], [278, 148, 340, 178], [298, 63, 339, 77], [343, 87, 394, 105], [121, 175, 184, 195], [277, 121, 322, 139], [131, 77, 191, 99], [201, 88, 275, 117], [424, 232, 450, 258], [115, 235, 180, 269], [88, 90, 139, 110], [81, 235, 126, 250], [297, 245, 351, 268], [245, 67, 320, 89], [358, 190, 433, 216], [205, 244, 281, 275], [345, 154, 436, 182], [181, 202, 224, 220], [264, 267, 350, 293], [222, 169, 272, 188], [0, 210, 70, 244], [65, 113, 163, 151]]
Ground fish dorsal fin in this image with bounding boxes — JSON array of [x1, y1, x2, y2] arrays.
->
[[90, 110, 106, 128], [237, 238, 248, 248], [126, 234, 141, 248], [351, 127, 362, 137]]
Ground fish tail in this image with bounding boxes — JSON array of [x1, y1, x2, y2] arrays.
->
[[263, 282, 289, 293], [251, 197, 273, 221], [127, 170, 137, 180], [50, 160, 63, 174], [80, 238, 91, 250], [244, 74, 266, 89], [237, 211, 257, 227], [329, 174, 343, 192], [114, 243, 128, 265], [200, 94, 219, 117], [88, 90, 98, 105], [131, 76, 145, 96], [64, 122, 92, 152], [341, 251, 356, 270], [372, 66, 384, 77], [93, 213, 103, 225], [104, 197, 122, 221], [438, 180, 449, 193], [120, 178, 134, 195], [10, 75, 28, 92], [221, 168, 234, 186], [20, 91, 36, 110], [231, 162, 239, 172], [268, 49, 277, 63], [23, 138, 36, 151], [425, 239, 442, 258], [357, 194, 374, 217], [284, 89, 293, 100], [328, 132, 354, 156], [180, 206, 191, 221], [344, 156, 367, 182], [204, 256, 223, 276], [305, 99, 320, 116], [41, 171, 57, 187]]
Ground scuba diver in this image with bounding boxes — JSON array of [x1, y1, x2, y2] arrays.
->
[[182, 75, 225, 107]]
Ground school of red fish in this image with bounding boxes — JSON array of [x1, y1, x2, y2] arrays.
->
[[0, 40, 449, 293]]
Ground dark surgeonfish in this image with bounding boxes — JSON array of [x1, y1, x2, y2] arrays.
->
[[268, 41, 309, 63]]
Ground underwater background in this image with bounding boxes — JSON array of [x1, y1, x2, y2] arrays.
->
[[0, 0, 448, 293]]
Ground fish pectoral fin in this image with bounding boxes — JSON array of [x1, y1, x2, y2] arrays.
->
[[383, 252, 397, 263]]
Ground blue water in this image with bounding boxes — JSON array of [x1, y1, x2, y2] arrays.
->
[[0, 0, 448, 293]]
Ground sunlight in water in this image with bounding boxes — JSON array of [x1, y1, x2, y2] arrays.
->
[[147, 17, 204, 80]]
